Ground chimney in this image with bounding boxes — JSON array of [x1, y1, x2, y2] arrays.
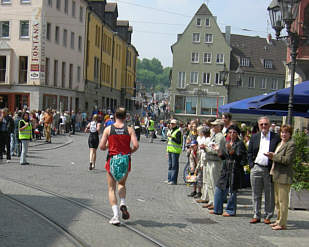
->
[[225, 26, 231, 46], [267, 33, 272, 45]]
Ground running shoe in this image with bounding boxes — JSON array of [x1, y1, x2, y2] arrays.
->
[[109, 216, 120, 225], [120, 205, 130, 220], [89, 162, 93, 170]]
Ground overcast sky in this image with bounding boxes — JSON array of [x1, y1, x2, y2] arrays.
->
[[113, 0, 273, 67]]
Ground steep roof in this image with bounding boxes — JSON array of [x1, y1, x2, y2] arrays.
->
[[229, 34, 286, 75], [195, 3, 212, 16], [105, 2, 117, 12]]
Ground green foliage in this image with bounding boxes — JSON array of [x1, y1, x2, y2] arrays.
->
[[292, 132, 309, 191], [137, 58, 171, 91]]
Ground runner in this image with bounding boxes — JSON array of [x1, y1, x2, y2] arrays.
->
[[99, 107, 139, 225], [85, 114, 101, 170]]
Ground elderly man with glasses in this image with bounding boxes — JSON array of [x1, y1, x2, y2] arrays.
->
[[248, 116, 281, 224]]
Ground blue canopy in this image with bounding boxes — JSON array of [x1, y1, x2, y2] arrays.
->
[[219, 94, 309, 117], [248, 81, 309, 113]]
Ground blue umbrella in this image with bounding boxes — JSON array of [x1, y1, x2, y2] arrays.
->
[[248, 81, 309, 113], [219, 94, 309, 117]]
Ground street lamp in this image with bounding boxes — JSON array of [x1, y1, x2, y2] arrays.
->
[[267, 0, 304, 126]]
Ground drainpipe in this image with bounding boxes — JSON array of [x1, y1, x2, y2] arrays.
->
[[110, 32, 116, 92]]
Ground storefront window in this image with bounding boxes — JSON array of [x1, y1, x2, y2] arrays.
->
[[201, 97, 224, 115], [175, 95, 185, 114], [185, 96, 197, 114]]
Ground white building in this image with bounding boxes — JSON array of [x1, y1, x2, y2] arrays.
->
[[0, 0, 87, 112]]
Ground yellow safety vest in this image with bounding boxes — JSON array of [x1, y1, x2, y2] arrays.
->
[[148, 120, 155, 131], [166, 128, 182, 154], [19, 120, 32, 140]]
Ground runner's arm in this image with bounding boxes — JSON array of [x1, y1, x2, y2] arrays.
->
[[129, 127, 139, 153]]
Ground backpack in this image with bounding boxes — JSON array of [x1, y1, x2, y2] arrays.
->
[[110, 154, 130, 181]]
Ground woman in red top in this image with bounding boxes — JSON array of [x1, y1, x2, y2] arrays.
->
[[99, 108, 139, 225]]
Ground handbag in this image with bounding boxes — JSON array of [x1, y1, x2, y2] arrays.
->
[[110, 153, 130, 181], [186, 173, 197, 183]]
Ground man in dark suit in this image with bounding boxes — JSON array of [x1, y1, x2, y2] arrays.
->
[[248, 116, 281, 224]]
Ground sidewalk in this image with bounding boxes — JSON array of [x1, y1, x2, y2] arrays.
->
[[28, 133, 73, 151]]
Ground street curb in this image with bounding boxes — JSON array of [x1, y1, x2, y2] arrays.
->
[[29, 136, 73, 151]]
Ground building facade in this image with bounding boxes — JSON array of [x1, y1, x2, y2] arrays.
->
[[0, 0, 87, 112], [170, 4, 230, 120], [286, 0, 309, 130], [0, 0, 138, 114], [170, 3, 286, 122], [84, 0, 138, 113]]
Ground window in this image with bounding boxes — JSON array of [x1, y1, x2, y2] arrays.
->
[[271, 79, 278, 90], [56, 0, 60, 10], [0, 21, 9, 38], [196, 18, 201, 26], [78, 36, 82, 52], [20, 20, 29, 38], [205, 33, 213, 43], [53, 60, 58, 87], [205, 18, 210, 27], [240, 57, 250, 67], [46, 23, 51, 41], [248, 77, 255, 88], [261, 78, 267, 89], [1, 0, 11, 4], [202, 72, 211, 84], [186, 96, 197, 114], [61, 62, 66, 88], [20, 0, 30, 4], [192, 33, 200, 43], [55, 26, 59, 43], [203, 52, 212, 63], [0, 56, 6, 83], [264, 59, 273, 69], [94, 57, 99, 81], [69, 64, 73, 89], [114, 68, 117, 88], [77, 65, 81, 83], [216, 54, 224, 64], [45, 57, 50, 85], [178, 72, 186, 88], [19, 56, 28, 84], [48, 0, 52, 7], [191, 52, 199, 63], [175, 95, 185, 114], [70, 32, 75, 49], [95, 25, 100, 47], [201, 97, 224, 115], [79, 7, 84, 22], [63, 29, 67, 47], [64, 0, 68, 14], [215, 73, 222, 85], [190, 72, 198, 84], [72, 1, 76, 17]]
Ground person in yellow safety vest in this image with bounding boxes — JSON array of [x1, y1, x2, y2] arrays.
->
[[148, 116, 155, 143], [166, 119, 182, 185], [18, 112, 32, 165]]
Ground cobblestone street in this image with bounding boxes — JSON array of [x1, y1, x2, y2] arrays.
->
[[0, 133, 308, 247]]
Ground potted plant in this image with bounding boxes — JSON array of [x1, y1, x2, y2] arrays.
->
[[289, 131, 309, 210]]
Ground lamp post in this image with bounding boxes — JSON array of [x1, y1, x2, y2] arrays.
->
[[220, 63, 229, 102], [267, 0, 304, 126]]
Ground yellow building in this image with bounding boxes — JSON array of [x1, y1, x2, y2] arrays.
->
[[85, 0, 138, 113]]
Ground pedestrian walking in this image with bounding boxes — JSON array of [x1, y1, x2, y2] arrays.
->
[[18, 112, 32, 165], [41, 109, 53, 143], [147, 116, 155, 143], [248, 116, 280, 224], [85, 114, 101, 170], [166, 119, 182, 185], [99, 107, 139, 225]]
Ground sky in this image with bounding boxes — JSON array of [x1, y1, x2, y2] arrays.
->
[[113, 0, 274, 67]]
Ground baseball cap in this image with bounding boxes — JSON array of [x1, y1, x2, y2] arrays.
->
[[190, 140, 198, 146], [170, 119, 177, 124]]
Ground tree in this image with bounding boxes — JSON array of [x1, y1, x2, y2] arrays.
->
[[137, 58, 171, 91]]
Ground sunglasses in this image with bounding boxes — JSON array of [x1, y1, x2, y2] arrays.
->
[[259, 123, 269, 126]]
